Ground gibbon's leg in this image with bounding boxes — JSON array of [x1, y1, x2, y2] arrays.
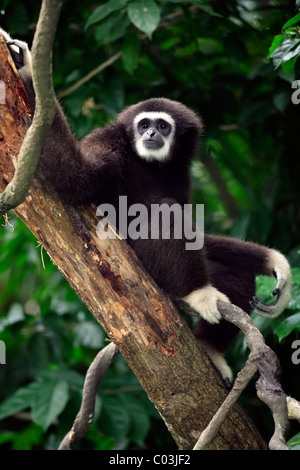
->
[[193, 259, 256, 386]]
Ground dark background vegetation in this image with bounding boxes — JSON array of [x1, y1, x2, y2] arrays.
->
[[0, 0, 300, 450]]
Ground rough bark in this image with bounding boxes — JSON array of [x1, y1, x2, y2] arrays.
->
[[0, 38, 267, 450]]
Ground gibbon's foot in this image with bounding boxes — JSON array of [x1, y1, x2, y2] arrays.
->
[[181, 285, 230, 324], [200, 342, 233, 387], [250, 250, 291, 318], [0, 28, 32, 74]]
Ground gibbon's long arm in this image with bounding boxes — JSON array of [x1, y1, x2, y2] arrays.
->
[[2, 29, 123, 206], [204, 235, 291, 318], [251, 248, 291, 317]]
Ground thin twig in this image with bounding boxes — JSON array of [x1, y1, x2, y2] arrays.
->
[[58, 342, 119, 450], [193, 357, 257, 450], [57, 51, 122, 100]]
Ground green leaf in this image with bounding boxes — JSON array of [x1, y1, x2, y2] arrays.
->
[[11, 423, 44, 451], [74, 321, 104, 349], [289, 284, 300, 311], [255, 275, 277, 302], [122, 395, 151, 444], [287, 432, 300, 449], [86, 0, 128, 28], [122, 34, 141, 74], [31, 379, 69, 430], [0, 379, 68, 431], [282, 43, 300, 62], [282, 13, 300, 29], [267, 34, 285, 59], [127, 0, 160, 39], [281, 53, 300, 75], [0, 384, 35, 420], [161, 0, 221, 16], [270, 37, 300, 69], [98, 396, 131, 439], [0, 380, 69, 432], [275, 312, 300, 341], [0, 302, 25, 332], [95, 15, 129, 45], [292, 267, 300, 285]]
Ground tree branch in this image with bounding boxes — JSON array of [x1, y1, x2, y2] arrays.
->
[[58, 342, 119, 450], [0, 0, 62, 216], [191, 301, 297, 450], [287, 396, 300, 422], [193, 357, 257, 450]]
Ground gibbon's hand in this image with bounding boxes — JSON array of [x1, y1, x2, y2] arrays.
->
[[250, 249, 291, 318], [182, 285, 230, 324], [0, 28, 32, 80]]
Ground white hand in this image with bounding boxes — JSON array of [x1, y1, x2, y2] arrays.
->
[[182, 285, 230, 324]]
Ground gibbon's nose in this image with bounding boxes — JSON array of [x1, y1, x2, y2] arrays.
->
[[147, 128, 156, 138]]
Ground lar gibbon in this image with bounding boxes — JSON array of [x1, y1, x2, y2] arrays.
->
[[2, 29, 291, 385]]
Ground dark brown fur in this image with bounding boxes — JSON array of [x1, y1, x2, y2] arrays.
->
[[18, 62, 274, 355], [35, 97, 275, 353]]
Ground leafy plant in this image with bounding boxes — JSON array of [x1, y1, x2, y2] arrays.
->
[[268, 8, 300, 75]]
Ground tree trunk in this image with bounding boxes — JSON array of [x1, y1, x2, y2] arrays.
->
[[0, 36, 267, 450]]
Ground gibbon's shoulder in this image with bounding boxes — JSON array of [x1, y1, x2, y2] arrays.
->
[[80, 121, 130, 161]]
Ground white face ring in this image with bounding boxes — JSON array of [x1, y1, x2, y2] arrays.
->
[[133, 112, 176, 161]]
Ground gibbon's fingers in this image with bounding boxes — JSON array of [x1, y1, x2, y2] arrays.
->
[[250, 293, 281, 316], [251, 248, 292, 318], [250, 279, 291, 318]]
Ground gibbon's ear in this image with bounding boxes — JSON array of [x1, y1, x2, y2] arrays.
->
[[176, 115, 204, 138], [174, 115, 203, 160]]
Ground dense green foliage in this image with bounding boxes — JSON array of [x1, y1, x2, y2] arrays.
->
[[0, 0, 299, 450]]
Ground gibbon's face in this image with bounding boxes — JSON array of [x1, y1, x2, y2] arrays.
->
[[133, 112, 176, 162]]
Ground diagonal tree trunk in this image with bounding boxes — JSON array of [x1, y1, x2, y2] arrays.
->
[[0, 36, 267, 450]]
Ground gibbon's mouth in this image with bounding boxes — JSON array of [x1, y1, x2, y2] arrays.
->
[[143, 140, 163, 149]]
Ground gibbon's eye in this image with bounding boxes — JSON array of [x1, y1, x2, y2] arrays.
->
[[157, 120, 171, 136], [137, 119, 150, 135]]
